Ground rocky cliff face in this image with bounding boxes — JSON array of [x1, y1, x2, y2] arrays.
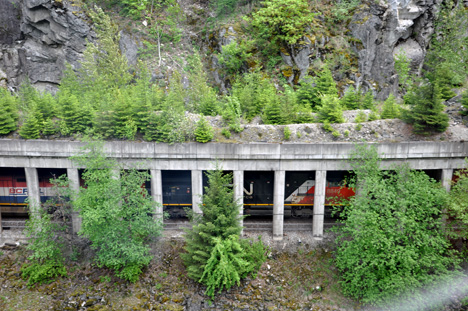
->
[[0, 0, 93, 92], [350, 0, 441, 99], [0, 0, 449, 96]]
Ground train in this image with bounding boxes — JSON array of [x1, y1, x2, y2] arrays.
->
[[0, 169, 355, 218]]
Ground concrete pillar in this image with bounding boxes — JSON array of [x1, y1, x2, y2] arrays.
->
[[24, 167, 41, 219], [151, 169, 163, 223], [441, 169, 453, 193], [233, 170, 244, 234], [67, 168, 81, 234], [273, 170, 285, 241], [192, 170, 203, 215], [313, 170, 327, 240], [441, 169, 453, 226]]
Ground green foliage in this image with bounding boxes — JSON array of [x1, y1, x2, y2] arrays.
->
[[340, 86, 360, 110], [408, 82, 449, 135], [22, 178, 72, 287], [333, 145, 460, 305], [80, 7, 131, 90], [424, 2, 468, 88], [322, 121, 333, 132], [72, 142, 163, 282], [394, 52, 412, 92], [262, 95, 283, 125], [302, 65, 339, 111], [21, 261, 67, 287], [461, 90, 468, 116], [19, 113, 40, 139], [0, 88, 18, 135], [316, 94, 344, 123], [221, 128, 231, 138], [367, 110, 380, 121], [41, 119, 58, 136], [329, 0, 360, 23], [447, 159, 468, 240], [380, 94, 400, 119], [183, 167, 265, 296], [218, 41, 251, 76], [222, 96, 243, 133], [186, 52, 219, 116], [361, 91, 375, 110], [213, 0, 239, 17], [195, 117, 214, 143], [354, 111, 367, 123], [200, 236, 251, 298], [283, 126, 291, 140], [232, 71, 277, 121], [250, 0, 316, 45]]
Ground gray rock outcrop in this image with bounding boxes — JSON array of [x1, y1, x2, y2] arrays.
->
[[0, 0, 94, 92], [350, 0, 441, 100], [0, 0, 140, 92]]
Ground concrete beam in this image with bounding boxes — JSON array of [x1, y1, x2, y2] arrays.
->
[[313, 170, 327, 239], [273, 170, 285, 240]]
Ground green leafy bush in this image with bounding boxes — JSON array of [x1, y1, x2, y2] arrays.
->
[[250, 0, 316, 45], [72, 142, 163, 282], [333, 145, 460, 305], [22, 261, 67, 287], [200, 236, 251, 298]]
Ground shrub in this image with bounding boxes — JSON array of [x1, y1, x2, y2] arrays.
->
[[195, 117, 214, 143], [182, 167, 265, 298], [283, 127, 291, 140], [333, 145, 460, 305], [221, 128, 231, 138], [317, 95, 344, 123], [380, 94, 400, 119], [72, 142, 163, 282]]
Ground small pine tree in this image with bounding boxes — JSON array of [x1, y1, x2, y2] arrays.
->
[[182, 169, 243, 281], [0, 88, 18, 135], [296, 77, 316, 108], [59, 91, 82, 134], [19, 114, 40, 139], [361, 90, 376, 110], [461, 90, 468, 116], [143, 112, 161, 141], [42, 119, 58, 136], [195, 117, 214, 143], [340, 86, 360, 110], [309, 64, 339, 111], [262, 97, 283, 125], [317, 94, 345, 123], [409, 82, 449, 135], [222, 96, 243, 133], [381, 94, 400, 119]]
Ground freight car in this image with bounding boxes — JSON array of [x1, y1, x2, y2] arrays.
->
[[0, 169, 355, 218], [243, 171, 355, 218], [0, 168, 66, 215]]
